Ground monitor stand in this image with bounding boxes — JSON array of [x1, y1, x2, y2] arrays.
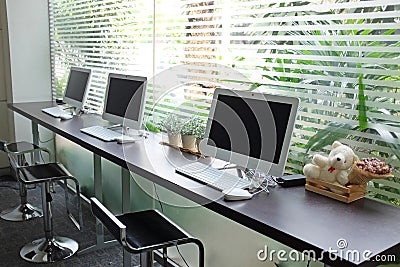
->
[[217, 164, 244, 178], [106, 125, 147, 138]]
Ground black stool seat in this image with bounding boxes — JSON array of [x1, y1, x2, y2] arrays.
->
[[117, 210, 192, 252], [20, 163, 70, 183], [5, 141, 40, 153], [91, 197, 204, 267]]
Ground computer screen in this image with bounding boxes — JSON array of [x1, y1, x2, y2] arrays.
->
[[63, 67, 91, 109], [200, 89, 299, 177], [102, 73, 147, 130]]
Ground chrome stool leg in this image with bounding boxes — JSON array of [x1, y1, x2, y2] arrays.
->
[[1, 155, 42, 221], [140, 252, 154, 267], [0, 201, 43, 221], [19, 236, 79, 263], [20, 182, 78, 263]]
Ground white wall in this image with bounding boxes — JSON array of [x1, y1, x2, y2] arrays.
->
[[5, 0, 51, 143], [0, 0, 10, 168]]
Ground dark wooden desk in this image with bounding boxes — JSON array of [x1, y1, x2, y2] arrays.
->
[[9, 101, 400, 267]]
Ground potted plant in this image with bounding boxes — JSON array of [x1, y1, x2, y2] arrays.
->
[[193, 117, 207, 152], [180, 117, 197, 151], [160, 114, 182, 147]]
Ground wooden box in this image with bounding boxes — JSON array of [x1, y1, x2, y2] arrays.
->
[[305, 178, 366, 203], [159, 141, 205, 158]]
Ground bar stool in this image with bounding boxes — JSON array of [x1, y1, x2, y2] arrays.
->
[[0, 139, 44, 221], [90, 197, 205, 267], [15, 159, 83, 263]]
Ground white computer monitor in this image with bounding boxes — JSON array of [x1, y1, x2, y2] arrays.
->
[[102, 73, 147, 130], [200, 88, 299, 177], [63, 67, 91, 109]]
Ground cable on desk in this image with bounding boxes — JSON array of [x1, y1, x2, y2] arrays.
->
[[39, 150, 46, 164], [39, 136, 55, 143], [152, 183, 164, 213], [244, 169, 277, 187], [250, 186, 269, 196], [39, 132, 55, 144], [176, 245, 190, 267]]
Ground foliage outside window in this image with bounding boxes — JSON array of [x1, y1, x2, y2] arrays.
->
[[49, 0, 400, 205]]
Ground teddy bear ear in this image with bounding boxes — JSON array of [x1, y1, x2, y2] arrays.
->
[[332, 141, 342, 148]]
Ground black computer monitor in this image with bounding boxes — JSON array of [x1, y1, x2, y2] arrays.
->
[[63, 67, 91, 109], [200, 88, 299, 177], [102, 73, 147, 130]]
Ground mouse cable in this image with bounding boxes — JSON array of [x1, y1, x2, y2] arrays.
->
[[250, 186, 269, 196], [38, 130, 55, 144], [39, 136, 55, 143], [152, 182, 191, 267], [152, 182, 164, 213], [176, 245, 190, 267]]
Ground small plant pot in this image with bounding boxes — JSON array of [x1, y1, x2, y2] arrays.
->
[[168, 132, 182, 147], [181, 134, 197, 151]]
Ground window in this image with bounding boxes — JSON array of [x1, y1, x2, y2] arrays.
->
[[49, 0, 153, 111], [49, 0, 400, 205]]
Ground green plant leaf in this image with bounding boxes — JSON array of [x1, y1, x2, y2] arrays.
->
[[357, 74, 368, 131], [305, 123, 356, 153]]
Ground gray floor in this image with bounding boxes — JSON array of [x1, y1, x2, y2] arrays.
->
[[0, 175, 141, 267]]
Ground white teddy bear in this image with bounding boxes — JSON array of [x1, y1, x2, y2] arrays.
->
[[303, 141, 358, 185]]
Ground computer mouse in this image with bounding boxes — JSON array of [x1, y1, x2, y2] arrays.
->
[[222, 188, 253, 201], [59, 114, 73, 120]]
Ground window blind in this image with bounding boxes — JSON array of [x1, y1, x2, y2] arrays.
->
[[49, 0, 154, 112], [49, 0, 400, 204]]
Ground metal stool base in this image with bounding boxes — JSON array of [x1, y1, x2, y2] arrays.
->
[[0, 203, 42, 221], [20, 236, 78, 263]]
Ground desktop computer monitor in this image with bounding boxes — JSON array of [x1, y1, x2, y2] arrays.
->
[[63, 67, 91, 109], [199, 88, 299, 177], [102, 73, 147, 130]]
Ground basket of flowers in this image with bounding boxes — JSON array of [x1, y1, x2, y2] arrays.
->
[[348, 157, 394, 185]]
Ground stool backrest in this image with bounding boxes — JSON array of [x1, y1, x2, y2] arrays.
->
[[90, 197, 127, 243]]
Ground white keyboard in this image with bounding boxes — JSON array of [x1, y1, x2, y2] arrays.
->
[[42, 106, 71, 118], [175, 162, 251, 191], [80, 126, 123, 142]]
